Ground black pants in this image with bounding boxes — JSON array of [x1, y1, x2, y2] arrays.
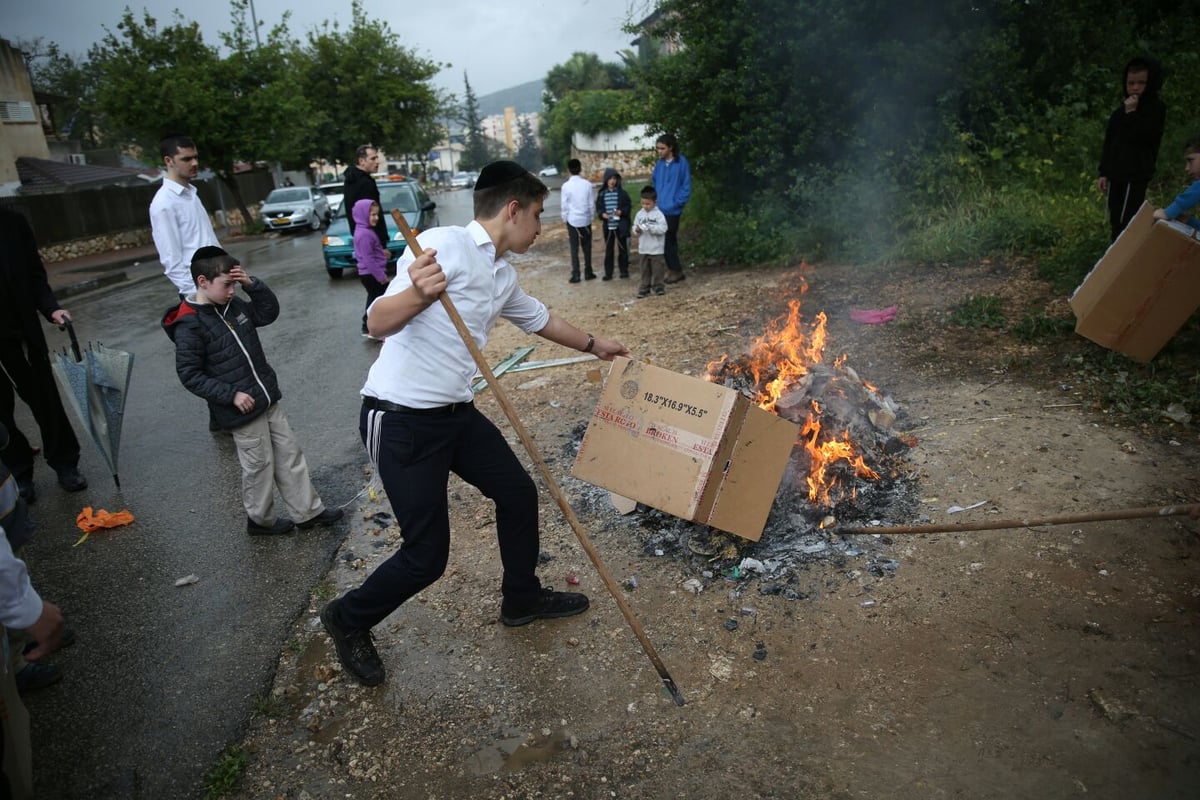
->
[[664, 213, 683, 274], [567, 224, 593, 278], [0, 338, 80, 480], [340, 403, 542, 630], [359, 274, 387, 333], [602, 228, 629, 277], [1107, 180, 1148, 241]]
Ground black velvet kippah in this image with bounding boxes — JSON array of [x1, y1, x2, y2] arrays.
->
[[192, 245, 229, 263], [473, 160, 528, 191]]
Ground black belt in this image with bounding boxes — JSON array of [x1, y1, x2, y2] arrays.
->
[[362, 396, 472, 415]]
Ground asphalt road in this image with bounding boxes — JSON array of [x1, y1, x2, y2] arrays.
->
[[14, 231, 401, 797]]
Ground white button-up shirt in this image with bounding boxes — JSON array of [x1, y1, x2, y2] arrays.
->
[[559, 175, 595, 227], [149, 179, 219, 294], [361, 221, 551, 407]]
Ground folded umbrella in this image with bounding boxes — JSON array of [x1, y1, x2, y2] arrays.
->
[[51, 321, 135, 489]]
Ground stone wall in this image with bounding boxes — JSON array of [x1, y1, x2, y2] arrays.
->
[[36, 205, 258, 264], [573, 149, 656, 182]]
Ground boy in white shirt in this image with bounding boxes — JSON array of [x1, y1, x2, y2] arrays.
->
[[321, 161, 628, 686], [558, 158, 595, 283], [632, 185, 670, 298]]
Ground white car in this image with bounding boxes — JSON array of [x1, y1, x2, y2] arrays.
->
[[449, 172, 475, 189], [259, 186, 330, 231], [537, 165, 559, 177], [318, 182, 345, 215]]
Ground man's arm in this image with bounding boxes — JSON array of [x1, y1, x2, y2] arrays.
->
[[150, 203, 195, 295], [536, 314, 627, 361], [366, 249, 446, 338]]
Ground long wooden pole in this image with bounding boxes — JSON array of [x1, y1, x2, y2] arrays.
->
[[837, 503, 1200, 535], [389, 210, 686, 706]]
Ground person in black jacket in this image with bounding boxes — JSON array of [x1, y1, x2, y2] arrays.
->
[[1097, 56, 1167, 240], [595, 167, 632, 279], [341, 145, 389, 249], [0, 208, 87, 505], [161, 246, 342, 536]]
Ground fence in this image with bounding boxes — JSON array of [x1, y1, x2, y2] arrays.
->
[[0, 170, 275, 246]]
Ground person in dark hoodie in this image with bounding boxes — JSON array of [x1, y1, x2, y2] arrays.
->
[[161, 247, 343, 536], [594, 168, 632, 280], [1096, 56, 1167, 240], [341, 145, 389, 250], [352, 199, 392, 339]]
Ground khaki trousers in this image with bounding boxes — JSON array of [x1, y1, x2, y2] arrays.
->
[[231, 404, 323, 525], [0, 630, 32, 799]]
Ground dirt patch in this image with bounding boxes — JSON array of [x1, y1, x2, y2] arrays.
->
[[236, 227, 1200, 799]]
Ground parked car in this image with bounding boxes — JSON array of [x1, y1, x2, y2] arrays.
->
[[449, 172, 475, 189], [537, 165, 559, 177], [318, 182, 345, 215], [259, 186, 330, 232], [321, 180, 439, 279]]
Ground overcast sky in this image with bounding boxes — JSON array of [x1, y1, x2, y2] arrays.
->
[[2, 0, 651, 97]]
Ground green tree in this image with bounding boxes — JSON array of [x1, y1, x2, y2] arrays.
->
[[19, 39, 103, 149], [514, 115, 540, 171], [540, 52, 635, 166], [89, 1, 312, 225], [297, 0, 441, 167], [458, 74, 492, 171]]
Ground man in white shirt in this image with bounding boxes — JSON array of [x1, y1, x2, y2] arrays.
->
[[558, 158, 595, 283], [319, 160, 628, 687], [149, 134, 219, 298]]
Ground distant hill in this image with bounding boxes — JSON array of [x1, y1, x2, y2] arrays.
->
[[478, 80, 544, 116]]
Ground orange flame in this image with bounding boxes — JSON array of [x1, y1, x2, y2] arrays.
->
[[707, 270, 880, 507]]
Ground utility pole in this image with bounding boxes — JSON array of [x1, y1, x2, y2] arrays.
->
[[249, 0, 262, 48]]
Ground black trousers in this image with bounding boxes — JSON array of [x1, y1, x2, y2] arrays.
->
[[0, 338, 80, 479], [1107, 180, 1148, 241], [602, 228, 629, 277], [340, 402, 542, 630], [567, 224, 593, 278], [663, 213, 683, 274], [359, 274, 387, 333]]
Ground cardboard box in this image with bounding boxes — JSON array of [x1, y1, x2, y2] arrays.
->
[[571, 357, 799, 541], [1069, 203, 1200, 362]]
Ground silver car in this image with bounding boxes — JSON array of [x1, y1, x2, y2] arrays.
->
[[259, 186, 331, 231]]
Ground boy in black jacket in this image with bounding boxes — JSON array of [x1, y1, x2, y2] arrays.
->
[[594, 168, 632, 279], [1097, 56, 1167, 240], [162, 246, 342, 535]]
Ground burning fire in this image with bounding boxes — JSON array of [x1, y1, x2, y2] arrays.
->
[[707, 275, 880, 507]]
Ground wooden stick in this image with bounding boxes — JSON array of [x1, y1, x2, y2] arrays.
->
[[389, 210, 686, 706], [837, 504, 1200, 535]]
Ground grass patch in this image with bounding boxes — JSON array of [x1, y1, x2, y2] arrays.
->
[[252, 693, 287, 720], [313, 581, 337, 602], [1012, 312, 1075, 342], [949, 295, 1006, 329], [203, 745, 249, 799]]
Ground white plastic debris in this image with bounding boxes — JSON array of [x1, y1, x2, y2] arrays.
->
[[947, 500, 988, 514], [174, 574, 200, 587], [681, 578, 704, 595], [738, 557, 766, 574]]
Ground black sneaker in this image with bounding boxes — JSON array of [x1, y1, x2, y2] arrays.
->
[[55, 467, 87, 492], [16, 662, 62, 693], [320, 598, 385, 686], [584, 272, 597, 280], [654, 286, 666, 296], [500, 589, 590, 627], [247, 517, 295, 535], [568, 275, 581, 284], [297, 507, 344, 529], [601, 274, 613, 281], [636, 289, 650, 299]]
